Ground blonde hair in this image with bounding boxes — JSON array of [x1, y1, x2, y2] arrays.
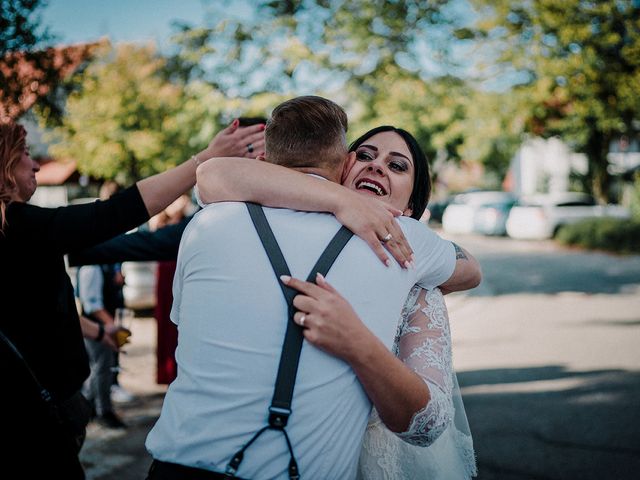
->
[[0, 123, 27, 232]]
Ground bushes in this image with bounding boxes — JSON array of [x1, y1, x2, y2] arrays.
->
[[556, 218, 640, 254]]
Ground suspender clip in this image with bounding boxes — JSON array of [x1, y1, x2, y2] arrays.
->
[[289, 458, 300, 480], [225, 452, 243, 476], [268, 406, 291, 428]]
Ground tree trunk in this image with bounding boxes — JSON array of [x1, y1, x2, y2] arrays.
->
[[584, 120, 612, 203]]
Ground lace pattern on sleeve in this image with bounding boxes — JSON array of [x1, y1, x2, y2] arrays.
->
[[394, 286, 454, 447]]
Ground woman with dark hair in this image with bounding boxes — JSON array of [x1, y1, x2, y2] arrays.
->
[[0, 120, 265, 478], [197, 125, 478, 478], [348, 125, 432, 221]]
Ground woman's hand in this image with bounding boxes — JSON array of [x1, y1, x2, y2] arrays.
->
[[281, 273, 375, 363], [334, 191, 414, 269], [197, 119, 266, 162], [282, 274, 432, 433], [137, 119, 266, 216]]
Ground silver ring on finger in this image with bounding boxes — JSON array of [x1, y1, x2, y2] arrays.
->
[[247, 143, 254, 154], [299, 314, 306, 327], [381, 233, 393, 243]]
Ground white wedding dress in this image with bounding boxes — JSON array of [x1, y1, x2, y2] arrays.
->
[[357, 287, 477, 479]]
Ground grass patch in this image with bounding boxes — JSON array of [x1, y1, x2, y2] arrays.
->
[[556, 218, 640, 254]]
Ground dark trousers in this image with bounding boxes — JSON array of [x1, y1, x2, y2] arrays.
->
[[146, 460, 245, 480]]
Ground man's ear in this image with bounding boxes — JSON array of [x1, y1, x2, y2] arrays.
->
[[340, 151, 357, 184]]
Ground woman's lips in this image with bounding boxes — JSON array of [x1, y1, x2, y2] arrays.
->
[[356, 178, 387, 196]]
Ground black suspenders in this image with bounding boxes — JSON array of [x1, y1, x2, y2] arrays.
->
[[224, 203, 353, 479]]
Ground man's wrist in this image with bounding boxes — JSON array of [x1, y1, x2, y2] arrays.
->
[[95, 322, 105, 342]]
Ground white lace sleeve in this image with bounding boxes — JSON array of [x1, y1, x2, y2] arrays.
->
[[393, 286, 454, 447]]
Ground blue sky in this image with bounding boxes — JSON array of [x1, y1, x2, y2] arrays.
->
[[42, 0, 218, 46]]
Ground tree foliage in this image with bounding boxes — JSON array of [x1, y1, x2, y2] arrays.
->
[[469, 0, 640, 201], [49, 44, 233, 184], [0, 0, 52, 52], [167, 0, 506, 192], [168, 0, 455, 96], [0, 0, 84, 123], [40, 0, 639, 200]]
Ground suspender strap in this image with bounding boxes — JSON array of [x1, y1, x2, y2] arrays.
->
[[226, 203, 353, 479]]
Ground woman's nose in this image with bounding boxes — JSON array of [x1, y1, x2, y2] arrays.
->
[[366, 161, 384, 175]]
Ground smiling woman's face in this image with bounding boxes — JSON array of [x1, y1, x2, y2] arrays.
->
[[12, 146, 39, 202], [342, 131, 415, 216]]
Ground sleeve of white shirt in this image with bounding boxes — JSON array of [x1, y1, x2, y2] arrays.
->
[[170, 261, 183, 326], [170, 218, 194, 326], [77, 265, 104, 314], [401, 219, 456, 290]]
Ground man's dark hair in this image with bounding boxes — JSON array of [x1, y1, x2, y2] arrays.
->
[[349, 126, 431, 220], [265, 96, 348, 170]]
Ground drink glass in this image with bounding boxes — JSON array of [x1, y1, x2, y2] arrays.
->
[[114, 307, 133, 347]]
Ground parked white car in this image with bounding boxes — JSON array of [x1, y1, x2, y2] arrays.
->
[[442, 191, 517, 235], [505, 192, 631, 240]]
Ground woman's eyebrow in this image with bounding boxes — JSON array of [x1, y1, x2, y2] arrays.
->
[[391, 152, 411, 162], [360, 144, 379, 152], [361, 144, 411, 162], [360, 144, 412, 164]]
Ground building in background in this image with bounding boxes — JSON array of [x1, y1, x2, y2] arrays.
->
[[505, 135, 640, 202]]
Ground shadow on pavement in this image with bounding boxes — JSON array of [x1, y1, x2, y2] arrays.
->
[[471, 252, 640, 296], [459, 365, 640, 480], [458, 365, 622, 387], [80, 393, 164, 480]]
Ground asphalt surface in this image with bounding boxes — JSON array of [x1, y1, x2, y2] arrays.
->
[[79, 232, 640, 480]]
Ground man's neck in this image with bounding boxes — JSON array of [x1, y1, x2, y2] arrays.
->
[[294, 167, 340, 183]]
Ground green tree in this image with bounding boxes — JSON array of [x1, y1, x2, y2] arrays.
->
[[168, 0, 456, 97], [169, 0, 490, 188], [470, 0, 640, 201], [49, 44, 229, 183], [0, 0, 85, 123]]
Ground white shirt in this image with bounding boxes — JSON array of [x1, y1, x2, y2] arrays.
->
[[77, 265, 104, 314], [146, 202, 456, 479]]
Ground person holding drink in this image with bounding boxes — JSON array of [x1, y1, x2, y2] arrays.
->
[[76, 261, 131, 429]]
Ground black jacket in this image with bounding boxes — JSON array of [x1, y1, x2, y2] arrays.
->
[[68, 215, 192, 266], [0, 186, 148, 475]]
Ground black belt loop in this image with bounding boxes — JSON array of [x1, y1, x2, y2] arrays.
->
[[224, 203, 353, 479]]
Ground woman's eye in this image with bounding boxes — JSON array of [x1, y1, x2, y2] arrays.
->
[[356, 151, 373, 161], [389, 161, 408, 172]]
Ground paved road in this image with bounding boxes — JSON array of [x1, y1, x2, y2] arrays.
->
[[442, 232, 640, 480], [80, 232, 640, 479]]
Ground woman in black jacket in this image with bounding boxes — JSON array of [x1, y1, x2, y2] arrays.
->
[[0, 120, 265, 478]]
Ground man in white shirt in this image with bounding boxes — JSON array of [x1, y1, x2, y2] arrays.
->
[[146, 96, 480, 479]]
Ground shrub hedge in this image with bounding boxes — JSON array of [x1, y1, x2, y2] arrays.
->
[[556, 218, 640, 254]]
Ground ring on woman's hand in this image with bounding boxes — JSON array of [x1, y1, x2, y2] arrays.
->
[[247, 143, 254, 154], [299, 314, 306, 327], [381, 233, 393, 243]]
